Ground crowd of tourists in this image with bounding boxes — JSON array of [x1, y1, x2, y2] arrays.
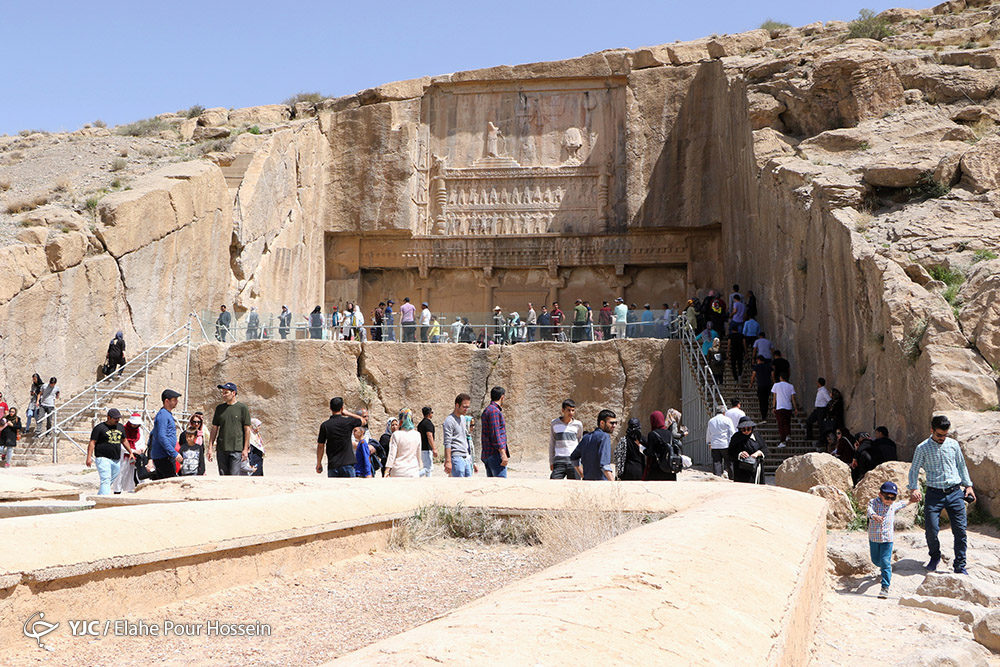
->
[[210, 297, 681, 345]]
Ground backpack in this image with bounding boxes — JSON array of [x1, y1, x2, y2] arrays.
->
[[650, 430, 684, 474]]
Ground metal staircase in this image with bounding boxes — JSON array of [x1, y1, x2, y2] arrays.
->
[[16, 322, 194, 466], [677, 321, 728, 468]]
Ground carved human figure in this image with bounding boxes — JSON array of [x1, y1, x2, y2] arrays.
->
[[564, 127, 584, 165], [487, 121, 503, 157]]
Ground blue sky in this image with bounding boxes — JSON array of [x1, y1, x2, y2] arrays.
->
[[1, 0, 908, 135]]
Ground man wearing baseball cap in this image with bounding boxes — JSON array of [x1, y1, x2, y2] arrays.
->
[[209, 382, 251, 476], [867, 480, 912, 598], [86, 408, 125, 494], [150, 389, 183, 479]]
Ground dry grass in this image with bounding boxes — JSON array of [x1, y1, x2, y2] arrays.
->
[[0, 178, 10, 192], [854, 210, 873, 232], [969, 117, 996, 142], [5, 193, 48, 214], [390, 489, 663, 566], [136, 145, 164, 158], [53, 177, 72, 193], [110, 157, 127, 171]]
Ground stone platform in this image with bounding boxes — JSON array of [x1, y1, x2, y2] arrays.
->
[[1, 479, 825, 663]]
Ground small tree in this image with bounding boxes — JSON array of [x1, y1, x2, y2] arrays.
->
[[760, 19, 791, 32], [847, 9, 892, 41]]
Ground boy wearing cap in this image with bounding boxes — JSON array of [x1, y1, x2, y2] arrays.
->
[[867, 481, 911, 598], [150, 389, 183, 479], [86, 408, 125, 495]]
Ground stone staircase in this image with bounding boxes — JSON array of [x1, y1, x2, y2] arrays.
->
[[715, 349, 816, 476], [15, 325, 192, 466]]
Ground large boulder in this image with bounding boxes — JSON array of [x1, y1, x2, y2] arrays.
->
[[862, 142, 968, 188], [228, 105, 291, 126], [916, 572, 1000, 607], [706, 29, 770, 58], [854, 460, 923, 529], [808, 484, 855, 529], [960, 135, 1000, 193], [196, 107, 229, 127], [192, 126, 230, 142], [973, 609, 1000, 653], [896, 63, 1000, 104], [776, 453, 852, 493], [948, 411, 1000, 517], [827, 541, 876, 576], [893, 637, 996, 667], [44, 231, 87, 272], [748, 91, 786, 131]]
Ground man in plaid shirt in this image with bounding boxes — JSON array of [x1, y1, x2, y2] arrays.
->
[[868, 481, 911, 598], [907, 415, 976, 574], [480, 386, 509, 478]]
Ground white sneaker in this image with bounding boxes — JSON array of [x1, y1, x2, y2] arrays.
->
[[777, 442, 786, 448]]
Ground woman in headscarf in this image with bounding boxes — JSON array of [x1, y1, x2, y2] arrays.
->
[[684, 300, 697, 331], [728, 416, 767, 484], [699, 323, 718, 356], [25, 372, 43, 433], [308, 306, 323, 339], [377, 417, 398, 476], [665, 408, 688, 442], [105, 331, 126, 380], [385, 409, 421, 478], [643, 411, 679, 481], [615, 417, 646, 481], [832, 427, 856, 466], [248, 417, 265, 476], [708, 337, 725, 384]]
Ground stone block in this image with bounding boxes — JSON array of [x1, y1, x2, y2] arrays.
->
[[917, 572, 1000, 606], [196, 107, 229, 127], [808, 484, 855, 528], [44, 231, 87, 272], [706, 29, 770, 59], [776, 452, 853, 493], [228, 104, 291, 126], [192, 126, 230, 142], [974, 609, 1000, 652], [960, 135, 1000, 193]]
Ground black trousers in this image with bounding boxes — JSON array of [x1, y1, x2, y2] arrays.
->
[[806, 406, 828, 441], [757, 387, 771, 421], [153, 457, 177, 479], [549, 456, 579, 480], [729, 335, 744, 379], [711, 449, 729, 477]]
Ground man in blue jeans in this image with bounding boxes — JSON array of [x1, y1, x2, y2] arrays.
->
[[443, 393, 478, 477], [316, 397, 367, 478], [480, 386, 508, 477], [86, 408, 125, 495], [907, 415, 976, 574]]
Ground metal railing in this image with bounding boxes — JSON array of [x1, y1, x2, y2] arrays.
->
[[678, 320, 727, 467], [34, 321, 193, 462], [193, 309, 685, 345]]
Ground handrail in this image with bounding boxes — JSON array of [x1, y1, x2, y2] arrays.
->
[[678, 321, 727, 413], [33, 321, 192, 462]]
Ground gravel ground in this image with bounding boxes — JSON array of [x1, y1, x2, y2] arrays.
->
[[9, 541, 547, 666], [0, 130, 192, 245]]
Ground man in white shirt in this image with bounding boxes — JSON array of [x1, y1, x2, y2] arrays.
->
[[805, 377, 831, 444], [419, 302, 432, 343], [771, 379, 800, 446], [725, 400, 746, 430], [526, 303, 537, 342], [550, 399, 583, 479], [706, 406, 737, 477], [613, 297, 628, 339]]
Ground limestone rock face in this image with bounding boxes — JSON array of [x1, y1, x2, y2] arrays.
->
[[896, 63, 1000, 104], [706, 30, 770, 59], [959, 259, 1000, 370], [777, 50, 905, 136], [178, 118, 198, 141], [192, 126, 230, 142], [747, 91, 786, 130], [960, 135, 1000, 193], [862, 142, 968, 188], [973, 609, 1000, 653], [776, 453, 853, 493], [44, 232, 87, 272], [893, 639, 995, 667], [917, 572, 1000, 607], [187, 339, 680, 458], [228, 105, 291, 126], [807, 484, 855, 529], [949, 411, 1000, 516], [752, 128, 797, 165]]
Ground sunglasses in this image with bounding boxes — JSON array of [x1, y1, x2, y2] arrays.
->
[[883, 493, 897, 500]]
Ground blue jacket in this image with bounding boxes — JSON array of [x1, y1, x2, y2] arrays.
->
[[150, 408, 177, 460]]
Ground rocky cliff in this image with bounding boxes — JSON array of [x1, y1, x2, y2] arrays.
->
[[0, 2, 998, 507]]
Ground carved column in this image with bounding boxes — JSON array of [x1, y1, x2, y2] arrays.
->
[[598, 162, 609, 226], [545, 262, 566, 307]]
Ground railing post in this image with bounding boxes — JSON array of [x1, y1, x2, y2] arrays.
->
[[51, 406, 57, 464], [143, 348, 149, 419], [184, 322, 191, 414]]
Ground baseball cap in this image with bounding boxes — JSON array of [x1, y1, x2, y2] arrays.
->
[[107, 408, 121, 419], [217, 382, 238, 392], [128, 412, 142, 425], [422, 302, 429, 307], [879, 481, 899, 495], [387, 299, 394, 304], [161, 389, 182, 401], [615, 297, 624, 303]]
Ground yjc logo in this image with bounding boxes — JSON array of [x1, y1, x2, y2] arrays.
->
[[23, 611, 59, 650]]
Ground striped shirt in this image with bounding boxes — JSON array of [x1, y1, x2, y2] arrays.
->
[[867, 497, 907, 543], [480, 402, 507, 460], [907, 436, 973, 490], [550, 418, 583, 465]]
